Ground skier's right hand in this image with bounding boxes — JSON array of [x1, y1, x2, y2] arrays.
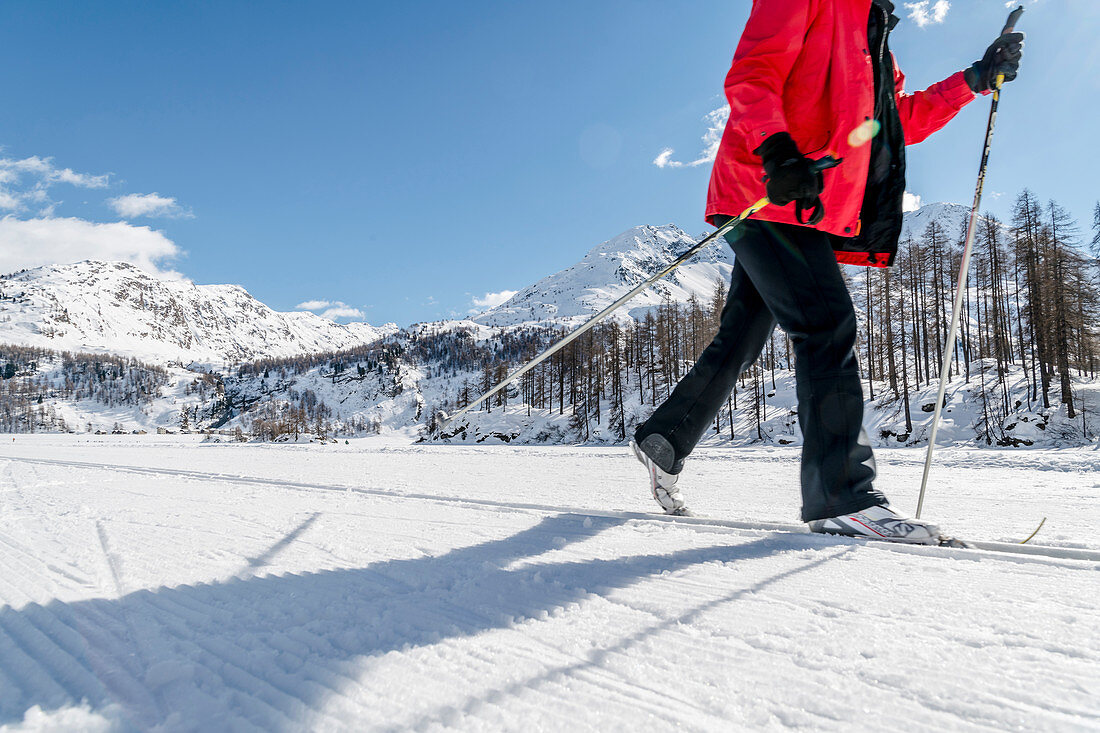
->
[[755, 132, 825, 226], [966, 32, 1025, 93]]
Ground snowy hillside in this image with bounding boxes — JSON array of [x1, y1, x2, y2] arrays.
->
[[472, 224, 733, 327], [0, 345, 195, 434], [0, 261, 395, 366], [900, 201, 971, 241], [0, 437, 1096, 730], [474, 205, 973, 330]]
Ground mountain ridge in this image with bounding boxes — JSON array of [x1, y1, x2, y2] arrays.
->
[[473, 202, 974, 329], [0, 260, 396, 366], [472, 223, 731, 327]]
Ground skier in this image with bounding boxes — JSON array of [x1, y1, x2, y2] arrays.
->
[[631, 0, 1023, 543]]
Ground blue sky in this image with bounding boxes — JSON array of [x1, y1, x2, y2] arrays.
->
[[0, 0, 1096, 326]]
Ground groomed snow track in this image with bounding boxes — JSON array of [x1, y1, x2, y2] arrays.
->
[[0, 444, 1097, 731]]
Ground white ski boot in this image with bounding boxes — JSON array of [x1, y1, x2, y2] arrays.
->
[[630, 437, 689, 515], [808, 505, 942, 545]]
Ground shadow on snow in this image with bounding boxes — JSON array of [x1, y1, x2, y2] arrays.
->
[[0, 513, 837, 730]]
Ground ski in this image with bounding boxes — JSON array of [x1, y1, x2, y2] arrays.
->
[[563, 509, 1100, 564]]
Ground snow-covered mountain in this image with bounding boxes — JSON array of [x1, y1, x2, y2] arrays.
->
[[0, 260, 396, 365], [472, 224, 733, 328], [474, 205, 974, 329], [901, 201, 971, 242]]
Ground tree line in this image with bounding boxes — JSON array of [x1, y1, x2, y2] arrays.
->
[[0, 344, 170, 433], [215, 192, 1098, 447], [2, 192, 1095, 446]]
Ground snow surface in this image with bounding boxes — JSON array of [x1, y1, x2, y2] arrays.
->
[[0, 435, 1096, 731]]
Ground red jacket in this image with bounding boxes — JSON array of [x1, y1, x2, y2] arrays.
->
[[706, 0, 977, 265]]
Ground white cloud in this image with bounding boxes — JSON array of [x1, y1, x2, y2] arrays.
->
[[471, 290, 517, 310], [0, 155, 110, 188], [320, 305, 364, 320], [903, 192, 923, 212], [653, 149, 678, 168], [0, 150, 197, 279], [0, 154, 109, 215], [904, 1, 950, 28], [295, 299, 364, 321], [52, 167, 109, 188], [108, 192, 191, 220], [295, 299, 332, 311], [654, 106, 730, 169], [0, 216, 182, 277]]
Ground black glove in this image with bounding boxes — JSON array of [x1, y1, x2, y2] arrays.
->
[[965, 32, 1024, 93], [755, 132, 825, 226]]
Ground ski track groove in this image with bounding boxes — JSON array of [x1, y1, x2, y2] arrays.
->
[[565, 658, 706, 725], [0, 605, 107, 712], [50, 603, 158, 715], [0, 518, 103, 598], [90, 519, 176, 727], [480, 631, 686, 725], [391, 645, 659, 733], [853, 667, 1057, 733], [0, 558, 36, 609], [0, 665, 24, 717], [0, 533, 68, 605], [146, 589, 361, 697], [18, 603, 105, 684], [132, 604, 336, 732], [980, 691, 1098, 729], [0, 625, 70, 719], [73, 603, 147, 679], [406, 550, 854, 732], [422, 627, 701, 729], [131, 583, 378, 728]]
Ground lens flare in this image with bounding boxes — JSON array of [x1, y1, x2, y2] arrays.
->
[[847, 119, 882, 148]]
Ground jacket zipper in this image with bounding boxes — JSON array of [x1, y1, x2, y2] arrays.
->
[[873, 4, 888, 119]]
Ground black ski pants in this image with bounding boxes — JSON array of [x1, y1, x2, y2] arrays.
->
[[634, 218, 886, 521]]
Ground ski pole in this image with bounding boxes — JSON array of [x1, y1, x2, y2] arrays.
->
[[916, 6, 1024, 518], [438, 156, 841, 433]]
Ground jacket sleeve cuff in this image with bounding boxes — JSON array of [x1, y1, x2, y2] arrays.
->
[[942, 70, 980, 105]]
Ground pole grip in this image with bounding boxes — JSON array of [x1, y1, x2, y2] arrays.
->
[[994, 6, 1024, 91], [1002, 5, 1024, 35]]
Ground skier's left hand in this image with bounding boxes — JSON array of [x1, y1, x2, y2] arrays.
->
[[755, 132, 826, 226], [966, 32, 1024, 93]]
